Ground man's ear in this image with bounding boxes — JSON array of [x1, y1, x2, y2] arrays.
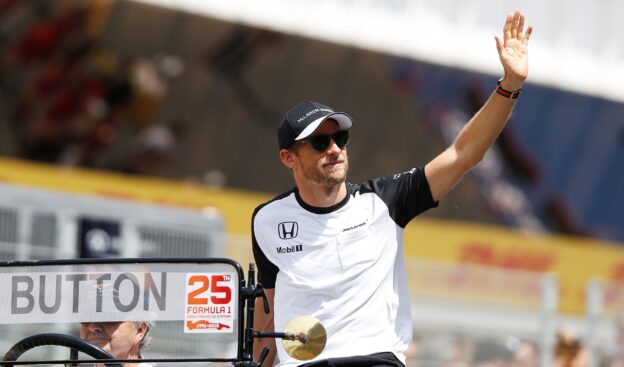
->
[[279, 149, 298, 169], [135, 322, 148, 344]]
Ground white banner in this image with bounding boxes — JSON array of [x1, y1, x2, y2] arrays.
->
[[134, 0, 624, 103], [0, 271, 237, 325]]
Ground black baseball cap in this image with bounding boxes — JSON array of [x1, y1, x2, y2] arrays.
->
[[278, 101, 353, 150]]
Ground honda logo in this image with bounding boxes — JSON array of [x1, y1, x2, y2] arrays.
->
[[278, 222, 298, 239]]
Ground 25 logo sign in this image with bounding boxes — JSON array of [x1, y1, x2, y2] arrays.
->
[[187, 274, 232, 305], [185, 273, 235, 334]]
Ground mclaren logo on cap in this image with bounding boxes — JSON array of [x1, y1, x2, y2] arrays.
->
[[278, 221, 298, 239], [296, 108, 332, 123]]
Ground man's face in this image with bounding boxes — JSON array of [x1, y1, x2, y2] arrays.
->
[[80, 321, 145, 359], [290, 120, 349, 188]]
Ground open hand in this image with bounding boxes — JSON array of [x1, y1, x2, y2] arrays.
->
[[495, 10, 533, 91]]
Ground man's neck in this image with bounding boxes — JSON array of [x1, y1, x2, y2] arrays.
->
[[122, 351, 143, 366], [96, 351, 142, 367], [296, 181, 347, 208]]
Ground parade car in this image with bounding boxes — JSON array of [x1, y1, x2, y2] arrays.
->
[[0, 258, 323, 366]]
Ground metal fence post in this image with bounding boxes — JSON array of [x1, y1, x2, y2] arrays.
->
[[540, 273, 558, 367], [585, 278, 603, 367]]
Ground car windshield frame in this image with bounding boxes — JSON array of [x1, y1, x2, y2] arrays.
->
[[0, 257, 246, 366]]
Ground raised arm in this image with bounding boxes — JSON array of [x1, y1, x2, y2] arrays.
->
[[425, 10, 533, 202]]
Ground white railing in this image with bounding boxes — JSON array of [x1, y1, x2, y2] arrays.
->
[[0, 183, 224, 260], [406, 257, 560, 367], [585, 279, 624, 367]]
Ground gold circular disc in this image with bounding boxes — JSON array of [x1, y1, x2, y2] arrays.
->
[[281, 315, 327, 360]]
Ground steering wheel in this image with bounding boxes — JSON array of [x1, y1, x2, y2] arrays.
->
[[2, 333, 121, 366]]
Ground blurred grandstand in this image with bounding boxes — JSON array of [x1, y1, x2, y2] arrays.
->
[[0, 0, 623, 366]]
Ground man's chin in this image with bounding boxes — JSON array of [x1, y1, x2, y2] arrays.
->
[[321, 175, 346, 187]]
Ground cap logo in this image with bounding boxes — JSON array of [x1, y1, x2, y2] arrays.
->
[[296, 108, 332, 123]]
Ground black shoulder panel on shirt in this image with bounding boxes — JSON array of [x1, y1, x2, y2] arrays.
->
[[352, 167, 438, 228], [251, 189, 294, 289]]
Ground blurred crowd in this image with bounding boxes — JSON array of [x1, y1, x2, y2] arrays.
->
[[0, 0, 180, 176], [406, 321, 624, 367], [406, 332, 540, 367], [390, 58, 590, 238]]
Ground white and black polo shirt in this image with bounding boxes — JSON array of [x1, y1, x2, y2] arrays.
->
[[252, 167, 437, 367]]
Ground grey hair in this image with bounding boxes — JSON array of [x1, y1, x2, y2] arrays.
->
[[134, 321, 154, 350]]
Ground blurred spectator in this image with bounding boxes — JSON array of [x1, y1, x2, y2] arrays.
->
[[471, 339, 513, 367], [123, 123, 178, 176], [444, 337, 471, 367], [601, 313, 624, 367], [404, 334, 420, 366], [553, 326, 590, 367], [5, 1, 86, 68], [412, 333, 459, 367], [512, 342, 539, 367], [127, 58, 167, 129]]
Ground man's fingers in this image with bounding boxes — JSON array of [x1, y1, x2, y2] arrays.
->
[[510, 11, 520, 39], [503, 14, 512, 42], [522, 26, 533, 44], [517, 14, 525, 39]]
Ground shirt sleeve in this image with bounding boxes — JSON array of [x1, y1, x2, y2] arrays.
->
[[251, 207, 279, 289], [358, 167, 438, 228]]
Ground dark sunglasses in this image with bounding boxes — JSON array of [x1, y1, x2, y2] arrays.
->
[[300, 130, 350, 152]]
